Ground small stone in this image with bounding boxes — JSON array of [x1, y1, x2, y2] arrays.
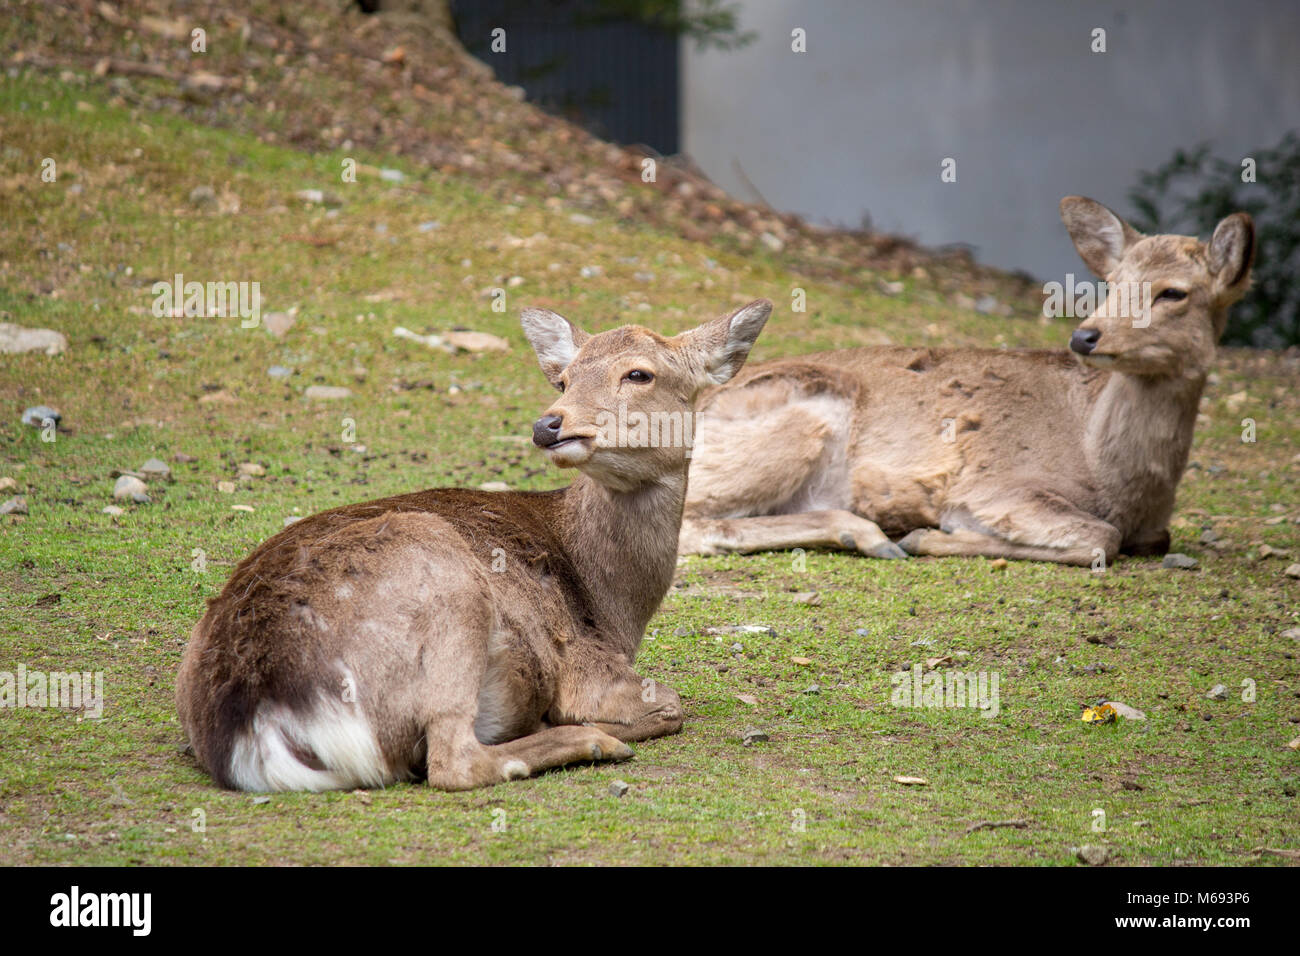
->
[[139, 458, 171, 480], [444, 330, 509, 353], [113, 475, 147, 501], [975, 294, 1000, 314], [608, 780, 630, 798], [803, 684, 821, 695], [21, 405, 60, 428], [131, 492, 150, 504], [2, 324, 68, 356], [283, 515, 303, 527], [569, 213, 595, 225], [0, 496, 28, 515], [0, 477, 16, 491], [417, 221, 441, 232], [1281, 627, 1300, 642], [304, 385, 352, 400], [237, 462, 266, 477], [1162, 553, 1198, 570], [879, 280, 905, 296], [1104, 701, 1147, 721], [188, 185, 217, 207], [102, 505, 124, 516], [1206, 684, 1229, 701], [579, 265, 603, 278], [990, 558, 1008, 571], [742, 728, 769, 746], [1199, 528, 1219, 545], [232, 504, 255, 513], [1076, 845, 1110, 866], [855, 628, 870, 637], [263, 311, 296, 339], [1284, 563, 1300, 579], [268, 365, 293, 379], [173, 453, 198, 464], [759, 232, 784, 252], [479, 481, 510, 492], [217, 481, 236, 494], [378, 167, 405, 182], [251, 796, 271, 805], [790, 591, 821, 605]]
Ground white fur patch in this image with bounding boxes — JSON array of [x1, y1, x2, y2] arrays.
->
[[228, 694, 392, 793]]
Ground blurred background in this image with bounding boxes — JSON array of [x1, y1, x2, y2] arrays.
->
[[444, 0, 1300, 346]]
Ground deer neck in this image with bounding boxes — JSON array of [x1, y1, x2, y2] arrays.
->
[[560, 470, 687, 659], [1083, 368, 1206, 529]]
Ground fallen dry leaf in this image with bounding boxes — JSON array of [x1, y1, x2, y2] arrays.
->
[[893, 775, 928, 786]]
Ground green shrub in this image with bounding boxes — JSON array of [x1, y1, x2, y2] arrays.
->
[[1127, 132, 1300, 348]]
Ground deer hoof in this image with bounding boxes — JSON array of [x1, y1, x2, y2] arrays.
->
[[868, 540, 909, 559], [897, 529, 929, 555]]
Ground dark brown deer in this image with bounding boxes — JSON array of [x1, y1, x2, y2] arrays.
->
[[176, 300, 772, 791]]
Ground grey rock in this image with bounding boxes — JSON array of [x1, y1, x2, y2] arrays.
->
[[188, 185, 217, 207], [1076, 845, 1111, 866], [2, 324, 68, 356], [1162, 553, 1198, 570], [742, 728, 769, 746], [608, 780, 630, 798], [102, 505, 124, 516], [139, 458, 171, 480], [378, 168, 405, 182], [803, 684, 821, 695], [21, 405, 60, 428], [0, 496, 28, 515], [1206, 684, 1229, 701], [417, 221, 441, 232], [304, 385, 352, 400], [131, 492, 151, 504], [267, 365, 293, 379], [113, 475, 147, 501]]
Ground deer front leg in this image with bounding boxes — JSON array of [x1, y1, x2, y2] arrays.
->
[[552, 661, 684, 743], [679, 511, 907, 559], [898, 494, 1122, 567]]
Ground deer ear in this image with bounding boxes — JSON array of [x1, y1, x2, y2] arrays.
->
[[1060, 196, 1144, 278], [521, 308, 589, 388], [679, 299, 772, 386], [1208, 212, 1254, 299]]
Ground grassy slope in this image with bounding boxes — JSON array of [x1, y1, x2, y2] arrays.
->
[[1, 72, 1297, 866]]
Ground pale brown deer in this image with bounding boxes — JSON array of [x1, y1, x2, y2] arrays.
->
[[679, 198, 1254, 566], [176, 300, 772, 791]]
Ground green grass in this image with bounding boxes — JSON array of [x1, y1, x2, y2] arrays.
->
[[1, 72, 1298, 866]]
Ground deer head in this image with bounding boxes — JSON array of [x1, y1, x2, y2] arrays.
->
[[1061, 196, 1254, 378], [520, 300, 772, 493]]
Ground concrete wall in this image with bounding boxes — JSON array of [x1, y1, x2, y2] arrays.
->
[[682, 0, 1300, 281]]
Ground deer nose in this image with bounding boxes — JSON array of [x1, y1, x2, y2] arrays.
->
[[1070, 328, 1101, 355], [532, 414, 563, 448]]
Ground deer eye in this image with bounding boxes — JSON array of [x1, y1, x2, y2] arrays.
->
[[624, 369, 654, 384], [1155, 288, 1188, 302]]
